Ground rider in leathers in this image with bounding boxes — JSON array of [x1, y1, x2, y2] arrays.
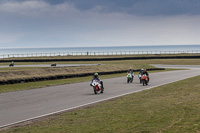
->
[[127, 67, 134, 78], [139, 68, 144, 75], [90, 73, 104, 88], [142, 69, 149, 81]]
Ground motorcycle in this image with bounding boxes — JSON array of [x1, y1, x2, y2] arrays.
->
[[142, 74, 149, 86], [51, 63, 56, 67], [127, 73, 133, 83], [138, 73, 142, 83], [91, 80, 104, 94], [9, 63, 14, 67]]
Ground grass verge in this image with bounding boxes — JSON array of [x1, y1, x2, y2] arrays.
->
[[2, 75, 200, 133], [0, 62, 152, 80], [0, 58, 199, 80]]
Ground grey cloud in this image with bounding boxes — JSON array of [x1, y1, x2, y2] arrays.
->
[[47, 0, 200, 16], [1, 0, 200, 16], [1, 0, 200, 47]]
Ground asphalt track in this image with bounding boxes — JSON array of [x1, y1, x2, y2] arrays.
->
[[0, 65, 200, 128]]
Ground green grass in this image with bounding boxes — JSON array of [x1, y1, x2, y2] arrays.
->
[[2, 75, 200, 133]]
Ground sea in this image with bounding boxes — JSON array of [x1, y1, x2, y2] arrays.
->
[[0, 45, 200, 58]]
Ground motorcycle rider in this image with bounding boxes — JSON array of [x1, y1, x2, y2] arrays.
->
[[138, 68, 144, 83], [90, 73, 104, 88], [9, 61, 14, 67], [139, 68, 144, 75], [142, 69, 149, 81], [127, 67, 134, 78]]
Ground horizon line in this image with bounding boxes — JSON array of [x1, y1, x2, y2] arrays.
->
[[0, 44, 200, 49]]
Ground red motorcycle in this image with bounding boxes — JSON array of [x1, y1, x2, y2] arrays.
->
[[142, 74, 149, 86], [91, 80, 104, 94]]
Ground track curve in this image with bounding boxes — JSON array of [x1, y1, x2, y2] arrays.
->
[[0, 65, 200, 128]]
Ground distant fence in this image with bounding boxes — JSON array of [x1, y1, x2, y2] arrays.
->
[[0, 50, 200, 59]]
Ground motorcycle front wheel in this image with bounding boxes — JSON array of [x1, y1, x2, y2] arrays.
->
[[93, 86, 97, 94]]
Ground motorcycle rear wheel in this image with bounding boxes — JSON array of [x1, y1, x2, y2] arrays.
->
[[139, 78, 142, 83], [127, 79, 129, 83], [100, 87, 104, 93]]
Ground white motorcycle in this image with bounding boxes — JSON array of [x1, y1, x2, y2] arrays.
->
[[127, 73, 134, 83], [138, 73, 142, 83], [91, 80, 104, 94]]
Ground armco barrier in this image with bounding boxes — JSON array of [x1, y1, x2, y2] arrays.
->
[[0, 55, 200, 63], [0, 68, 164, 85], [1, 50, 200, 59]]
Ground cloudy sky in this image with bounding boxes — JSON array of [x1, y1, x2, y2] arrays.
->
[[0, 0, 200, 48]]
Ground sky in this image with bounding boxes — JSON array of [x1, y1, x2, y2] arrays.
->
[[0, 0, 200, 48]]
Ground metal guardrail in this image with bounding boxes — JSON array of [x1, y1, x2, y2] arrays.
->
[[0, 50, 200, 59]]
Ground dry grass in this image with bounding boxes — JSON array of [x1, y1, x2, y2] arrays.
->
[[0, 64, 138, 80], [1, 58, 200, 81]]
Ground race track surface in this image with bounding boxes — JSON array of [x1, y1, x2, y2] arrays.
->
[[0, 65, 200, 128]]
